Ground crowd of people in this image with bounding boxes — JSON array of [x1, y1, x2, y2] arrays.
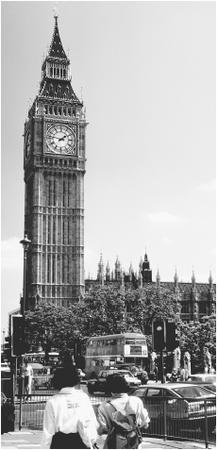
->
[[41, 360, 150, 449]]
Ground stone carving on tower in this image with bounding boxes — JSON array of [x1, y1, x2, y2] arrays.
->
[[23, 15, 87, 309]]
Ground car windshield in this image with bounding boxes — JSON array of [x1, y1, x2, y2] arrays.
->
[[173, 386, 215, 398], [119, 371, 133, 377]]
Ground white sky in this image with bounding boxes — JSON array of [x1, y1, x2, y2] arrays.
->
[[1, 1, 216, 332]]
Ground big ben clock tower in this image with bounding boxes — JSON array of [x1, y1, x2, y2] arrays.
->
[[23, 15, 87, 309]]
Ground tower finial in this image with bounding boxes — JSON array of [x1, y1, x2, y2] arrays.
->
[[53, 6, 58, 23]]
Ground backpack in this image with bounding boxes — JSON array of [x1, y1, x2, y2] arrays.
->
[[105, 401, 142, 449]]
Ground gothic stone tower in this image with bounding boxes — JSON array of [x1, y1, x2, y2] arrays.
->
[[23, 16, 87, 309]]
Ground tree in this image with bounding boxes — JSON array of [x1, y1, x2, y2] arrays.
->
[[179, 315, 216, 373], [24, 303, 79, 356]]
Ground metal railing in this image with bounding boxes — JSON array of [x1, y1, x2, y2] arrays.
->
[[14, 393, 216, 448]]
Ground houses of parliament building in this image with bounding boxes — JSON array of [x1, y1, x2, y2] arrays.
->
[[85, 252, 216, 323], [21, 15, 216, 324]]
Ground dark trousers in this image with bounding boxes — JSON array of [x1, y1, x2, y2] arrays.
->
[[50, 431, 88, 449]]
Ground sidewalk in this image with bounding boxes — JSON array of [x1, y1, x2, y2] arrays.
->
[[1, 430, 215, 449]]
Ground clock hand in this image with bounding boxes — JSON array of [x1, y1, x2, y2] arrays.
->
[[58, 135, 67, 142]]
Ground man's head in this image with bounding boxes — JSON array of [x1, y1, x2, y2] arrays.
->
[[53, 365, 80, 390], [107, 373, 129, 394]]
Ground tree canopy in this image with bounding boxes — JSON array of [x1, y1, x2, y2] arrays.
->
[[23, 285, 215, 372]]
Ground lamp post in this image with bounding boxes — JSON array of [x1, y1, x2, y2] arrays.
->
[[20, 234, 31, 315], [2, 328, 5, 354], [18, 234, 31, 430]]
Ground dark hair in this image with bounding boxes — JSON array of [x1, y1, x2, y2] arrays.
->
[[107, 374, 129, 394], [53, 364, 80, 390]]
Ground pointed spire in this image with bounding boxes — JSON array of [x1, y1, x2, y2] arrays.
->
[[120, 269, 125, 289], [144, 248, 148, 262], [156, 269, 160, 287], [97, 253, 104, 284], [129, 263, 133, 281], [106, 261, 110, 282], [115, 257, 121, 281], [174, 268, 179, 286], [49, 14, 67, 59], [138, 270, 143, 288], [208, 271, 213, 287], [191, 270, 196, 287]]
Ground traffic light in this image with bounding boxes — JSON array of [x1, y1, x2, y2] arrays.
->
[[152, 319, 165, 351], [165, 321, 178, 351], [11, 315, 25, 357]]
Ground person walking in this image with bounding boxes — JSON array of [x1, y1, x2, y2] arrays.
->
[[23, 360, 33, 400], [41, 363, 98, 448], [97, 373, 150, 448]]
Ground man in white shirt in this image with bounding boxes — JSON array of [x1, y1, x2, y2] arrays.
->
[[41, 366, 98, 449]]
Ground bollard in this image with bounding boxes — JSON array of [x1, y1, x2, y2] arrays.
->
[[163, 398, 167, 441], [204, 398, 209, 449]]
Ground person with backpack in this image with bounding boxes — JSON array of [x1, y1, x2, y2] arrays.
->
[[97, 373, 150, 449]]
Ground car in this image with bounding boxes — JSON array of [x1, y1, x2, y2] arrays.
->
[[187, 374, 216, 385], [200, 384, 216, 393], [1, 393, 15, 434], [87, 369, 141, 394], [185, 374, 216, 394], [130, 383, 216, 436]]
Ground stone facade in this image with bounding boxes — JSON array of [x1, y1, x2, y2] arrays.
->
[[85, 252, 216, 322], [23, 16, 87, 309]]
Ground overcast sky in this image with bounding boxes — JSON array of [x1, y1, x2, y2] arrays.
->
[[1, 1, 216, 333]]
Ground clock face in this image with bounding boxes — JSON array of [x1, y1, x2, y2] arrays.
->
[[46, 124, 75, 154]]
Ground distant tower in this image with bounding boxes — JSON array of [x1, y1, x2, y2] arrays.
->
[[141, 251, 152, 283], [208, 272, 215, 315], [105, 261, 110, 282], [174, 269, 179, 291], [97, 254, 104, 285], [129, 263, 134, 281], [23, 15, 87, 309], [191, 271, 198, 320], [115, 257, 122, 281], [174, 269, 181, 315], [156, 269, 160, 288]]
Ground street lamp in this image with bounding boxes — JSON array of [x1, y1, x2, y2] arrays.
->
[[18, 234, 31, 430], [20, 234, 31, 315]]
